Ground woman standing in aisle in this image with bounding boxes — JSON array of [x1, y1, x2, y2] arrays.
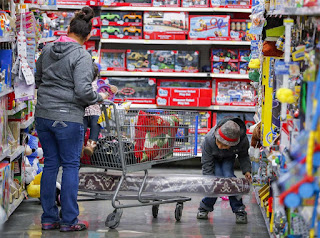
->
[[35, 7, 108, 232]]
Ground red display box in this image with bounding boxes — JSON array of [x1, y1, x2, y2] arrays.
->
[[211, 49, 239, 62], [100, 49, 126, 71], [92, 17, 101, 27], [230, 19, 250, 41], [101, 26, 142, 39], [210, 0, 251, 8], [157, 78, 212, 88], [214, 79, 256, 106], [188, 15, 230, 41], [90, 27, 101, 37], [211, 61, 239, 74], [101, 11, 143, 27], [157, 87, 212, 98], [152, 0, 180, 7], [57, 0, 87, 4], [156, 96, 212, 107], [144, 12, 189, 40]]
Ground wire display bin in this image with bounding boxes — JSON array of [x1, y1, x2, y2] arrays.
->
[[80, 100, 199, 228]]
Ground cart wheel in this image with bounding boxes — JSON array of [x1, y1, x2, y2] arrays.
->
[[152, 205, 159, 218], [105, 209, 123, 229], [175, 203, 183, 221], [56, 188, 61, 206]]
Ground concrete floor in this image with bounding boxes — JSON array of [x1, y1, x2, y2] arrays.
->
[[0, 167, 269, 238]]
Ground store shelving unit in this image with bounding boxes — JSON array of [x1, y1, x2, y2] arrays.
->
[[101, 71, 250, 79], [129, 103, 256, 112], [0, 148, 11, 163], [7, 103, 27, 116], [100, 39, 251, 45], [7, 146, 25, 163], [101, 6, 252, 12], [0, 88, 14, 98], [20, 117, 35, 130], [4, 191, 27, 223], [267, 7, 320, 16]]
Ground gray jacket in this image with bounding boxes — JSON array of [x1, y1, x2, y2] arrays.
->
[[35, 41, 103, 124], [201, 117, 251, 175]]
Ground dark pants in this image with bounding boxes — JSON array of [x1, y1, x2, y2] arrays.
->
[[35, 117, 84, 226], [83, 115, 100, 141], [199, 158, 245, 213]]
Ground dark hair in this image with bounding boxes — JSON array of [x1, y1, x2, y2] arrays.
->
[[69, 7, 94, 41], [93, 63, 99, 79]]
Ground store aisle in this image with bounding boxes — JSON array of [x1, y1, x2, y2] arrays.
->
[[1, 168, 269, 238]]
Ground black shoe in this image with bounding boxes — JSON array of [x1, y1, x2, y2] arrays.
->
[[235, 211, 247, 224]]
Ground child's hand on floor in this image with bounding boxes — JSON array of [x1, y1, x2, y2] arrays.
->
[[245, 172, 252, 183]]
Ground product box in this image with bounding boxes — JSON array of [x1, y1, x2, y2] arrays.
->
[[239, 62, 249, 74], [92, 16, 102, 27], [126, 50, 151, 72], [103, 0, 152, 6], [215, 79, 256, 106], [230, 19, 250, 41], [156, 96, 212, 107], [181, 0, 209, 7], [210, 0, 251, 8], [157, 78, 212, 88], [101, 11, 143, 26], [150, 50, 175, 72], [239, 49, 251, 62], [57, 0, 87, 5], [100, 49, 126, 71], [0, 163, 10, 215], [211, 49, 239, 62], [211, 62, 239, 74], [157, 87, 212, 98], [175, 51, 199, 73], [144, 12, 189, 40], [45, 11, 75, 36], [90, 27, 101, 38], [104, 77, 156, 104], [189, 15, 230, 40], [101, 26, 142, 39], [152, 0, 180, 7]]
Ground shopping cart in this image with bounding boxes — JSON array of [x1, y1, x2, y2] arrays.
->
[[79, 100, 199, 228]]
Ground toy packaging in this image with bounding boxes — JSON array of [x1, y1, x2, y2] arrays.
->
[[101, 26, 143, 39], [156, 79, 212, 107], [101, 11, 143, 26], [239, 49, 251, 61], [175, 51, 199, 73], [214, 79, 256, 106], [100, 50, 126, 71], [189, 15, 230, 41], [210, 0, 252, 8], [152, 0, 180, 7], [211, 49, 239, 62], [44, 11, 75, 36], [211, 61, 239, 74], [0, 162, 10, 215], [151, 50, 175, 72], [239, 62, 249, 74], [181, 0, 209, 7], [103, 0, 152, 6], [104, 77, 156, 104], [144, 12, 189, 40], [230, 19, 250, 41], [126, 50, 151, 72], [57, 0, 87, 5]]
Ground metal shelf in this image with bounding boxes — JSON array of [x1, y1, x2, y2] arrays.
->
[[0, 36, 15, 43], [0, 148, 10, 163], [28, 4, 58, 10], [20, 117, 34, 129], [7, 146, 25, 162], [57, 4, 85, 9], [7, 103, 27, 116], [39, 36, 57, 44], [101, 6, 252, 13], [267, 7, 320, 16], [6, 191, 27, 222], [129, 103, 256, 112], [100, 71, 249, 79], [0, 88, 14, 99], [101, 38, 251, 45]]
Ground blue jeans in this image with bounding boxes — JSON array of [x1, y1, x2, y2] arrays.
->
[[83, 115, 100, 141], [199, 158, 245, 213], [35, 117, 84, 226]]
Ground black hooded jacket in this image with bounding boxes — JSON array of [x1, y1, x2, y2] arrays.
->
[[201, 117, 251, 175]]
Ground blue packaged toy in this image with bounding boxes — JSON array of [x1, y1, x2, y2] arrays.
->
[[189, 15, 230, 40]]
